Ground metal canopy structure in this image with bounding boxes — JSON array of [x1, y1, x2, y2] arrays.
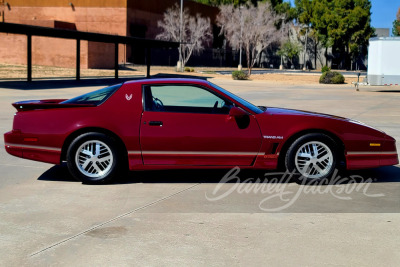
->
[[0, 22, 179, 81]]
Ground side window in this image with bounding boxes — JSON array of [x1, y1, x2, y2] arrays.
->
[[144, 85, 233, 114]]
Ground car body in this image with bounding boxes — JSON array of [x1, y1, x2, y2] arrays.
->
[[4, 78, 398, 183]]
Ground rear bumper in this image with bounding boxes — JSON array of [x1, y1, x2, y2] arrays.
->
[[4, 131, 23, 158], [4, 131, 61, 164], [346, 151, 399, 170]]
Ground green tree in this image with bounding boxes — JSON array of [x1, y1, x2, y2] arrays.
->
[[295, 0, 313, 25], [295, 0, 314, 67], [333, 0, 374, 69], [264, 0, 297, 20], [393, 21, 400, 36], [393, 8, 400, 36], [308, 0, 332, 66], [306, 0, 373, 69], [277, 41, 302, 67]]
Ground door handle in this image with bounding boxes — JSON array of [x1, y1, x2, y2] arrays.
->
[[149, 121, 163, 126]]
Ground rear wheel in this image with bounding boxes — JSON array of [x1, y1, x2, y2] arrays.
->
[[67, 132, 121, 184], [285, 133, 337, 181]]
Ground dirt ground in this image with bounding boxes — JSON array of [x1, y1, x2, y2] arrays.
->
[[0, 63, 359, 85], [248, 73, 360, 84]]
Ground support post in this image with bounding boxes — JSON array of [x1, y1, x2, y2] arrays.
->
[[27, 34, 32, 82], [179, 0, 183, 72], [146, 47, 151, 78], [115, 42, 119, 79], [76, 39, 80, 80], [303, 26, 308, 71]]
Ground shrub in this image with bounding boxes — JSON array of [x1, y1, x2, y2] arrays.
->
[[319, 71, 345, 84], [232, 70, 248, 80], [321, 65, 330, 73], [184, 67, 195, 72]]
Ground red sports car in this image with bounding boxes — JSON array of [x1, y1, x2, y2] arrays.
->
[[4, 78, 398, 183]]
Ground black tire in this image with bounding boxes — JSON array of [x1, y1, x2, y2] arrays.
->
[[285, 133, 338, 181], [66, 132, 122, 184]]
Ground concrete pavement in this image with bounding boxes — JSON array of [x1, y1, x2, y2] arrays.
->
[[0, 79, 399, 266]]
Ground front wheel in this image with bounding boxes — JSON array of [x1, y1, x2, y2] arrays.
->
[[67, 132, 121, 184], [285, 133, 337, 181]]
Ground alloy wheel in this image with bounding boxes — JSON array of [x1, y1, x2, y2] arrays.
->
[[294, 141, 333, 179], [75, 140, 114, 178]]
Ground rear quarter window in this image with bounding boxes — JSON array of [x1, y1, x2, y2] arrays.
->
[[61, 83, 122, 105]]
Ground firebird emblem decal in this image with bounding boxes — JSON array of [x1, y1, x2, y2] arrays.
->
[[125, 94, 133, 101]]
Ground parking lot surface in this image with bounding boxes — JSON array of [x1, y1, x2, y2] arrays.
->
[[0, 79, 399, 266]]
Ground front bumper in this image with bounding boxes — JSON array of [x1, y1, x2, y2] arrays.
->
[[346, 135, 398, 169], [346, 151, 398, 169]]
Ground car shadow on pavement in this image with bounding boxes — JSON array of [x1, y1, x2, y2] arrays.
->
[[375, 90, 400, 93], [342, 166, 400, 183], [37, 164, 79, 182], [121, 168, 289, 184], [37, 164, 400, 185], [37, 164, 293, 184]]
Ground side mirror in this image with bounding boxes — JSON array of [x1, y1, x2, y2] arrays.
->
[[229, 106, 248, 117]]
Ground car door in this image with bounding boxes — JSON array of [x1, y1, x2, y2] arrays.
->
[[139, 84, 262, 166]]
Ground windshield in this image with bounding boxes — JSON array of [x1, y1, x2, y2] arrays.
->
[[208, 81, 263, 114], [61, 83, 122, 105]]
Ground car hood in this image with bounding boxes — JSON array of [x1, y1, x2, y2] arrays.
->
[[264, 107, 349, 121], [260, 107, 389, 139]]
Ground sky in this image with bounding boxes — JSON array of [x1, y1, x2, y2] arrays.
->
[[370, 0, 399, 32], [287, 0, 400, 34]]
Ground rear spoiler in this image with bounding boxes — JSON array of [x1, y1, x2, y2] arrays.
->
[[12, 99, 96, 111]]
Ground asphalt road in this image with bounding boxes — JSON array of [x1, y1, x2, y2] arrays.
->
[[0, 79, 399, 266]]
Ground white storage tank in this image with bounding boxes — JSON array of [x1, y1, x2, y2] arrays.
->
[[367, 37, 400, 85]]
